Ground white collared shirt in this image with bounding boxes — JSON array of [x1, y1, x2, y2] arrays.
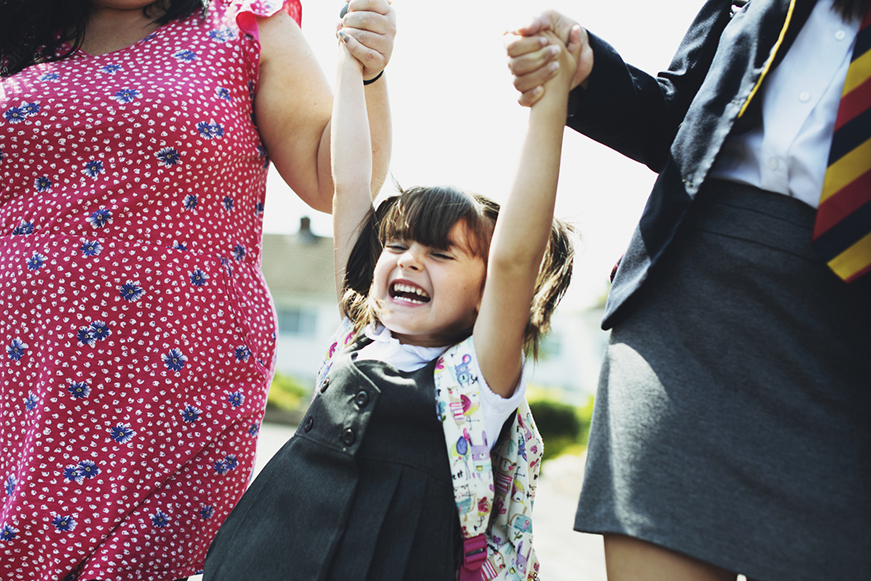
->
[[709, 0, 861, 208]]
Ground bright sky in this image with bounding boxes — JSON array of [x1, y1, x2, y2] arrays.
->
[[263, 0, 703, 309]]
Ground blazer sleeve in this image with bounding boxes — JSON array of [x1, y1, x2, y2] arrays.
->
[[566, 0, 736, 173]]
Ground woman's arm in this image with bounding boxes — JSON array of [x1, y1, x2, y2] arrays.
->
[[473, 29, 581, 398], [330, 41, 375, 305], [254, 2, 394, 213]]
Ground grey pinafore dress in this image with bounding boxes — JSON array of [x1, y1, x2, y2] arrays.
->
[[203, 337, 461, 580]]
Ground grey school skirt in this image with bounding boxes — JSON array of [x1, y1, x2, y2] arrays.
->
[[575, 181, 871, 581]]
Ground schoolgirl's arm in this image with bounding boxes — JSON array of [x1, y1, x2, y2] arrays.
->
[[331, 41, 376, 305], [255, 1, 394, 213], [473, 28, 582, 398]]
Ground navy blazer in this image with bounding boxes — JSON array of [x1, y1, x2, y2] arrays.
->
[[567, 0, 818, 328]]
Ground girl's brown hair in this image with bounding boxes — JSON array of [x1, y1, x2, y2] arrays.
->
[[341, 185, 575, 359]]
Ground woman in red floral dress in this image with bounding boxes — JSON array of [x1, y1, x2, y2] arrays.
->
[[0, 0, 394, 579]]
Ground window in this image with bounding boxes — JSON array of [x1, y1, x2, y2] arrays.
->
[[276, 306, 317, 338]]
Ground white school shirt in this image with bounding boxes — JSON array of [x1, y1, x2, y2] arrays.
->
[[356, 324, 527, 449], [709, 0, 862, 208]]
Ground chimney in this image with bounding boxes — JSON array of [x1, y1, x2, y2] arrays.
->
[[298, 216, 318, 244]]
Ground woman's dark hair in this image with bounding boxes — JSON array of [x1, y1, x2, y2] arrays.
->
[[340, 185, 576, 359], [0, 0, 209, 77]]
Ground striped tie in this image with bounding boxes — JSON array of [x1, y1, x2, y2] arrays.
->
[[812, 5, 871, 283]]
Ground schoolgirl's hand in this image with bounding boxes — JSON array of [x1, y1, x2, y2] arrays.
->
[[336, 0, 396, 82], [505, 10, 593, 107]]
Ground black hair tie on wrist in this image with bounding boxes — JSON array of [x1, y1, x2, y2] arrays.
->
[[363, 70, 384, 85]]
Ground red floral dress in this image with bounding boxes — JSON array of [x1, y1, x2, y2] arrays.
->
[[0, 1, 301, 579]]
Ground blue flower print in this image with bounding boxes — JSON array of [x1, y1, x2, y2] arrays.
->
[[208, 27, 235, 43], [182, 194, 198, 210], [234, 346, 249, 361], [26, 253, 46, 271], [163, 348, 187, 372], [222, 196, 234, 212], [199, 505, 215, 520], [172, 242, 187, 251], [119, 282, 144, 302], [101, 64, 122, 74], [189, 269, 208, 287], [255, 202, 265, 217], [181, 404, 201, 423], [62, 465, 84, 484], [67, 381, 90, 400], [13, 221, 34, 235], [80, 240, 102, 256], [20, 102, 40, 116], [40, 73, 60, 81], [151, 510, 170, 529], [231, 244, 245, 262], [89, 321, 110, 341], [77, 459, 99, 480], [109, 424, 134, 444], [76, 327, 95, 346], [7, 339, 27, 361], [83, 159, 104, 178], [214, 454, 238, 475], [5, 475, 15, 495], [173, 49, 197, 62], [196, 121, 224, 140], [24, 392, 37, 411], [34, 176, 52, 192], [109, 88, 140, 104], [51, 514, 76, 532], [226, 391, 244, 408], [155, 147, 181, 167], [216, 87, 231, 101], [86, 208, 112, 228], [0, 524, 18, 542], [248, 421, 260, 437], [4, 107, 26, 123]]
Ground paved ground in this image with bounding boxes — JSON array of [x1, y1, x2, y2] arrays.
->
[[193, 422, 607, 580]]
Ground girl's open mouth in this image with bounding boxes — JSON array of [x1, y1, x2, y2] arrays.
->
[[390, 282, 431, 304]]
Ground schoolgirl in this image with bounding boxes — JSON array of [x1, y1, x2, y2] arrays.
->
[[204, 21, 583, 581]]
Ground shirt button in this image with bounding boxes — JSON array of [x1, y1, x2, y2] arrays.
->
[[354, 390, 369, 408], [303, 416, 314, 433], [320, 378, 330, 393], [798, 91, 811, 102], [768, 158, 779, 170], [835, 29, 846, 40], [342, 428, 356, 446]]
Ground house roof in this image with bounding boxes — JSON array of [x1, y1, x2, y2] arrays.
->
[[261, 224, 335, 298]]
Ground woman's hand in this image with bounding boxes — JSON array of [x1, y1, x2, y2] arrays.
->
[[337, 0, 396, 81], [505, 10, 593, 107]]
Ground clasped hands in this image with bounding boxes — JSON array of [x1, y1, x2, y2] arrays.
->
[[336, 0, 395, 81], [505, 10, 595, 106]]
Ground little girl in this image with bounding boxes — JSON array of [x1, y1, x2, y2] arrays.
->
[[203, 20, 583, 581]]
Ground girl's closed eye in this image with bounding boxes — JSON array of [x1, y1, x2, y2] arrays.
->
[[431, 251, 454, 260]]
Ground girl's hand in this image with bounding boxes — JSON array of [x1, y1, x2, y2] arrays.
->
[[505, 10, 593, 107], [336, 0, 396, 81], [533, 27, 583, 107]]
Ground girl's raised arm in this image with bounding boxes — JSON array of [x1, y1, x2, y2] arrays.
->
[[331, 40, 378, 305], [473, 28, 582, 397], [255, 1, 394, 214]]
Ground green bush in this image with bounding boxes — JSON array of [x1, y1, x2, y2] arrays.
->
[[266, 372, 308, 411], [529, 394, 594, 461]]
